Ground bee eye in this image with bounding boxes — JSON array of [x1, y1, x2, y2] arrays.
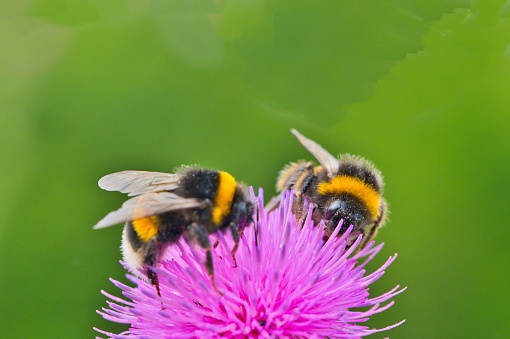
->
[[328, 201, 342, 212], [326, 200, 345, 220], [238, 202, 247, 214]]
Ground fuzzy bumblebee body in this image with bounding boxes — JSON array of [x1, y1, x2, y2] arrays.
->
[[272, 129, 388, 249], [94, 167, 254, 294]]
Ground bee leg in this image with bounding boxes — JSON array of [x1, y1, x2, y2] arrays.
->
[[360, 199, 387, 250], [229, 223, 241, 268], [147, 268, 161, 297], [193, 224, 223, 295], [359, 225, 377, 250], [321, 221, 334, 244], [142, 239, 162, 297], [205, 249, 223, 295], [360, 220, 383, 250], [212, 239, 223, 260]]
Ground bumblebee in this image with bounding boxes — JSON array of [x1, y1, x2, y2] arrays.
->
[[269, 129, 388, 249], [94, 167, 254, 295]]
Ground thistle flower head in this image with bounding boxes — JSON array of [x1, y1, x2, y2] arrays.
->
[[96, 190, 405, 338]]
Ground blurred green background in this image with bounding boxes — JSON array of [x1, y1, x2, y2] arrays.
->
[[1, 0, 510, 338]]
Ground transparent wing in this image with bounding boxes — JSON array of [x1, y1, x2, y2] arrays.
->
[[291, 129, 339, 176], [98, 170, 181, 196], [93, 192, 202, 229]]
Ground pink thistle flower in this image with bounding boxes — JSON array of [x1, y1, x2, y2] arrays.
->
[[95, 190, 405, 338]]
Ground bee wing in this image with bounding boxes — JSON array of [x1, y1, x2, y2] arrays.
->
[[98, 170, 181, 196], [93, 192, 202, 229], [291, 128, 339, 176]]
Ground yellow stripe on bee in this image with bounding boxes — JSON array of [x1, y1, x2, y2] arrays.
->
[[212, 171, 237, 225], [318, 175, 380, 220], [132, 216, 159, 242]]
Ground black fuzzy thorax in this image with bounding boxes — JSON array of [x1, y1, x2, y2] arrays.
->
[[176, 169, 220, 201]]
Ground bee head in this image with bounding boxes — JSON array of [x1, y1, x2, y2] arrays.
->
[[228, 187, 255, 230], [324, 196, 369, 234], [238, 198, 255, 228]]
